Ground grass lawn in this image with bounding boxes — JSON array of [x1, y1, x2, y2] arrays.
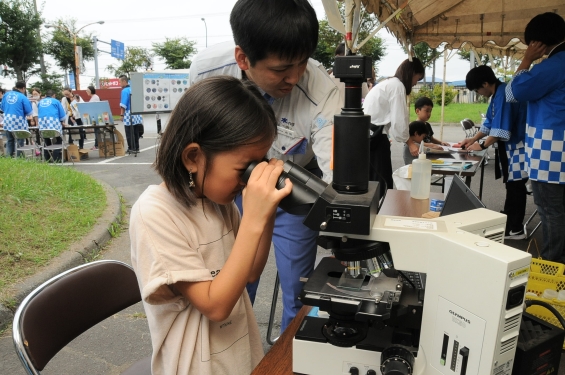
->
[[0, 158, 106, 301], [409, 102, 489, 125]]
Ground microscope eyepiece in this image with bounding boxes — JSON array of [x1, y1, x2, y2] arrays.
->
[[241, 160, 328, 215]]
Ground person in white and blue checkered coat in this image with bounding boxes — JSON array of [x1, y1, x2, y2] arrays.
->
[[38, 90, 67, 162], [461, 65, 528, 240], [119, 75, 143, 153], [506, 12, 565, 263], [0, 81, 32, 157]]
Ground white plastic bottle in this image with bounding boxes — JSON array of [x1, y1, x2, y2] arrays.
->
[[410, 143, 432, 199]]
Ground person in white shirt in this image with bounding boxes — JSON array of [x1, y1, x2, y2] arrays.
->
[[86, 85, 100, 102], [86, 85, 101, 150], [189, 0, 341, 333], [363, 58, 425, 196]]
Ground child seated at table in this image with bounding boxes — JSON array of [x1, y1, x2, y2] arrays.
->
[[414, 97, 450, 149], [403, 121, 429, 165]]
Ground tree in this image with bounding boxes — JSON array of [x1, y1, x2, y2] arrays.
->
[[43, 19, 96, 87], [31, 72, 65, 99], [106, 47, 153, 78], [413, 43, 441, 85], [0, 0, 43, 82], [152, 37, 197, 70], [313, 4, 386, 74]]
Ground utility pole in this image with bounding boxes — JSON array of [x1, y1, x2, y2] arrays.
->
[[32, 0, 47, 84], [93, 36, 99, 89]]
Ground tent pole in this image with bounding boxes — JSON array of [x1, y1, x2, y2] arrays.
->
[[440, 48, 447, 142]]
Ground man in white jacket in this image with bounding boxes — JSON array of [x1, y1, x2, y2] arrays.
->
[[189, 0, 341, 332]]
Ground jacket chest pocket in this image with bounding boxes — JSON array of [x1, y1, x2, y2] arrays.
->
[[272, 127, 308, 155]]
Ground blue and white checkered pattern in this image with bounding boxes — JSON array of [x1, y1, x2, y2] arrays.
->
[[526, 126, 565, 183], [2, 113, 28, 132], [123, 110, 143, 126], [505, 69, 528, 103], [505, 142, 528, 182], [38, 117, 62, 133]]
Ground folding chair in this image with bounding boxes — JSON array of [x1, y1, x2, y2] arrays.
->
[[39, 129, 72, 165], [12, 130, 39, 159], [12, 260, 151, 375], [460, 118, 477, 138]]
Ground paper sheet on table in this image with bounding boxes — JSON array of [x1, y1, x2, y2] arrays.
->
[[436, 159, 479, 164]]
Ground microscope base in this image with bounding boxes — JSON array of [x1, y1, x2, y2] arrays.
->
[[293, 336, 382, 375]]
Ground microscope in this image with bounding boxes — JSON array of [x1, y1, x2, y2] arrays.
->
[[245, 54, 531, 374]]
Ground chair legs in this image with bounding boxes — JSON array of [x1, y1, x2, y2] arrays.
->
[[266, 272, 281, 345], [524, 209, 542, 240]]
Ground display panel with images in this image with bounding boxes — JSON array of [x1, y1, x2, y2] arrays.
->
[[130, 71, 190, 114]]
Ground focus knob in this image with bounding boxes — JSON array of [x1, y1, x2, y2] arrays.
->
[[380, 345, 414, 375]]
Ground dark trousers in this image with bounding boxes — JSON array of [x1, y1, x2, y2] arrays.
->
[[125, 124, 141, 152], [68, 118, 85, 149], [531, 181, 565, 263], [503, 179, 528, 233], [369, 133, 393, 198], [43, 137, 63, 162]]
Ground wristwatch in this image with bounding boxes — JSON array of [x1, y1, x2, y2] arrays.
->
[[480, 143, 488, 150]]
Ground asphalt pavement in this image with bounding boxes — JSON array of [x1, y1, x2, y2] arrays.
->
[[0, 124, 552, 374]]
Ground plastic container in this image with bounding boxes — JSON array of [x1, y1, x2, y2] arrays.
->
[[542, 289, 558, 300], [410, 143, 432, 199], [530, 258, 565, 275], [525, 272, 565, 348]]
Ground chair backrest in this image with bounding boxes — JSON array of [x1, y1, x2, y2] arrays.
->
[[13, 260, 141, 373], [39, 129, 62, 139], [12, 130, 32, 140], [460, 119, 474, 130]]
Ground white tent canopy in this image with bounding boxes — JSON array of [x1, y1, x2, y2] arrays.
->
[[361, 0, 565, 49]]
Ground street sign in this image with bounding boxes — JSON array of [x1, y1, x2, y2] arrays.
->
[[100, 78, 121, 89], [111, 39, 125, 60], [68, 72, 76, 90]]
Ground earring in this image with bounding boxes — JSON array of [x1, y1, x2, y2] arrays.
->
[[188, 170, 195, 188]]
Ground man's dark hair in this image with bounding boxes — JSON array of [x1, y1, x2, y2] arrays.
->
[[46, 89, 55, 97], [230, 0, 318, 66], [415, 97, 433, 110], [335, 43, 346, 56], [15, 81, 25, 90], [409, 121, 429, 137], [155, 76, 277, 209], [465, 65, 500, 91], [394, 58, 424, 95], [525, 12, 565, 46], [119, 75, 128, 81], [87, 85, 96, 94]]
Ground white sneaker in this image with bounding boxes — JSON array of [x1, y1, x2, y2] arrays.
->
[[505, 230, 526, 240]]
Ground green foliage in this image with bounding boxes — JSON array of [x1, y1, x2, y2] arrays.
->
[[411, 84, 456, 106], [106, 47, 153, 77], [0, 0, 43, 82], [0, 158, 106, 297], [31, 72, 64, 97], [152, 37, 197, 70], [43, 19, 96, 85], [408, 102, 488, 124], [412, 42, 441, 69], [457, 49, 501, 67], [313, 3, 386, 74], [431, 84, 456, 106]]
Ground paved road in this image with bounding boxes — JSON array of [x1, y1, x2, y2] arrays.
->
[[0, 124, 551, 374]]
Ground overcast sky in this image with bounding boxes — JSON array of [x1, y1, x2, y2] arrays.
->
[[1, 0, 473, 90]]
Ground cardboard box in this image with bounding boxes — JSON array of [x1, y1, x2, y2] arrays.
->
[[64, 144, 80, 162], [98, 142, 125, 157], [78, 149, 89, 160], [97, 129, 125, 157]]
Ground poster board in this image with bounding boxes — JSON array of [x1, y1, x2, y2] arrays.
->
[[76, 101, 115, 125], [130, 70, 190, 114]]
